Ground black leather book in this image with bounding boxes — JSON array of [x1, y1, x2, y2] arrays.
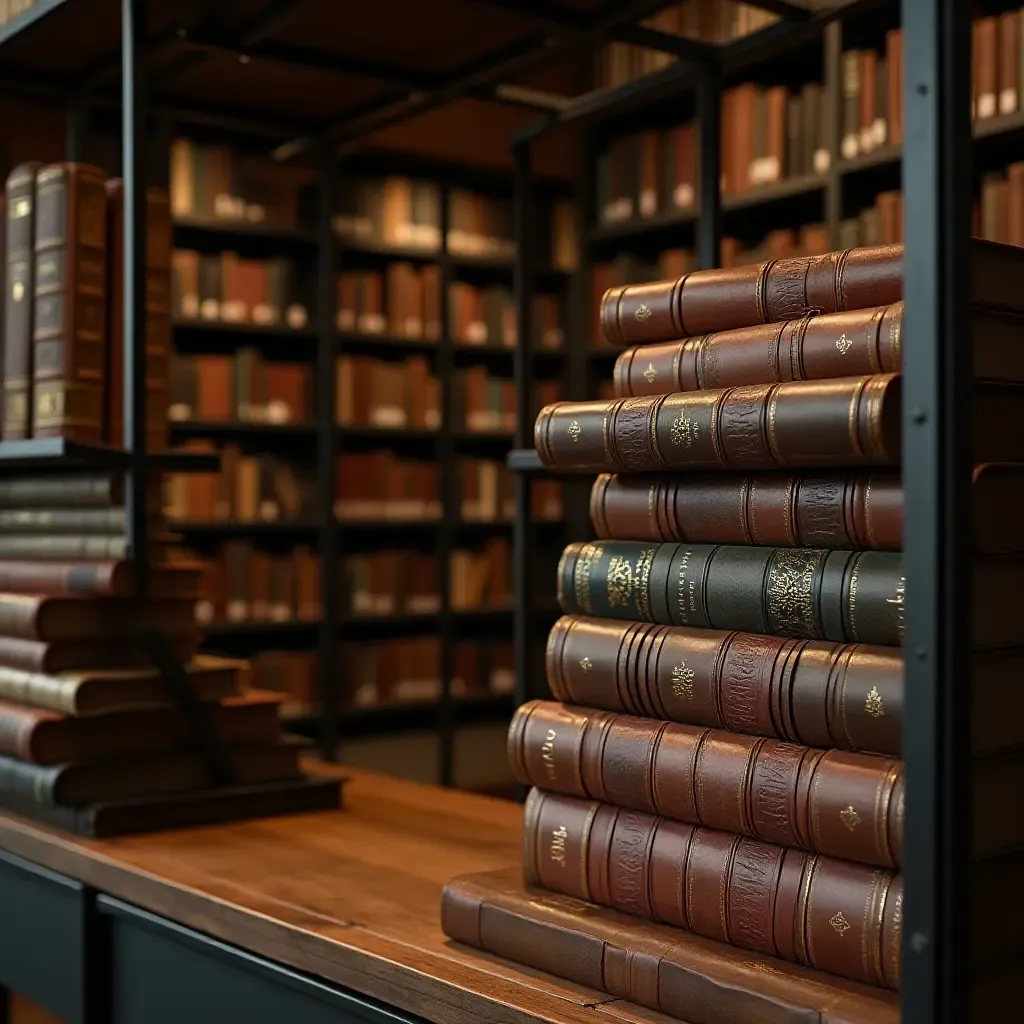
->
[[556, 540, 905, 646]]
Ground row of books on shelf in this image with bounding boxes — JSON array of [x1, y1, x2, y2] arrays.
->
[[242, 642, 513, 718], [164, 447, 563, 524], [595, 1, 777, 88], [185, 538, 511, 625]]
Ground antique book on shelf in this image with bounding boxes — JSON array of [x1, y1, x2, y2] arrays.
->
[[546, 616, 908, 755], [612, 301, 1024, 396], [0, 534, 176, 561], [0, 594, 196, 642], [537, 379, 1024, 473], [442, 868, 899, 1024], [535, 375, 901, 472], [524, 789, 901, 989], [0, 740, 301, 806], [0, 633, 198, 674], [0, 472, 149, 508], [509, 700, 903, 868], [0, 654, 240, 716], [0, 560, 201, 598], [558, 540, 906, 647], [599, 240, 1024, 345], [32, 163, 109, 442], [0, 690, 281, 764], [3, 162, 42, 439], [590, 471, 902, 550]]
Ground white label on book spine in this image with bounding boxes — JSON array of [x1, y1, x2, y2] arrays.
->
[[1000, 88, 1018, 115], [977, 92, 996, 119]]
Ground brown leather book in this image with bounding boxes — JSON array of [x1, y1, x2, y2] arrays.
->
[[523, 789, 902, 990], [0, 633, 199, 674], [546, 615, 904, 755], [598, 240, 1024, 345], [0, 690, 281, 765], [0, 740, 301, 806], [0, 560, 201, 598], [442, 868, 900, 1024], [0, 593, 196, 642], [558, 540, 906, 647], [3, 162, 42, 439], [32, 162, 109, 443], [591, 471, 902, 549], [535, 375, 901, 473], [510, 701, 903, 869], [0, 653, 240, 716]]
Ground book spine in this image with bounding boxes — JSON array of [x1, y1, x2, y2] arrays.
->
[[556, 541, 906, 647], [0, 507, 125, 533], [3, 162, 42, 438], [441, 874, 901, 1024], [523, 789, 902, 991], [613, 302, 903, 397], [32, 163, 109, 442], [509, 701, 904, 868], [0, 535, 131, 560], [599, 245, 904, 344], [0, 561, 120, 596], [545, 615, 904, 756], [589, 471, 903, 550], [535, 375, 901, 473], [0, 755, 56, 805], [0, 703, 39, 760], [0, 666, 78, 715], [0, 474, 119, 508]]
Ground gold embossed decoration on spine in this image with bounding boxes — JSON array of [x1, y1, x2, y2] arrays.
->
[[765, 549, 827, 638]]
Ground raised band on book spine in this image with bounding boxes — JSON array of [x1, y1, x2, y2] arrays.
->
[[509, 701, 904, 868], [545, 615, 904, 755], [523, 788, 902, 991], [557, 541, 906, 647], [535, 374, 901, 473]]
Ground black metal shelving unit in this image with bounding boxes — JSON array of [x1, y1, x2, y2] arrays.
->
[[505, 0, 992, 1020]]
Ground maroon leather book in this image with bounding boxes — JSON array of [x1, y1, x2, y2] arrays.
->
[[442, 868, 900, 1024], [0, 633, 198, 674], [613, 303, 903, 396], [546, 615, 903, 756], [0, 560, 200, 598], [535, 375, 900, 473], [523, 789, 902, 991], [599, 239, 1024, 345], [509, 701, 904, 869], [591, 471, 902, 549]]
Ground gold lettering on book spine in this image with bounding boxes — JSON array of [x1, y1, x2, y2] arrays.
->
[[830, 911, 851, 936], [541, 728, 558, 782], [579, 656, 593, 672], [865, 686, 885, 718], [550, 825, 568, 867], [568, 419, 581, 443], [671, 661, 695, 700], [644, 362, 657, 383], [670, 412, 698, 448], [573, 544, 603, 615], [606, 556, 634, 609], [840, 805, 861, 830]]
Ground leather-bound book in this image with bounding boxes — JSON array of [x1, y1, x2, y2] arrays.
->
[[0, 633, 198, 674], [0, 594, 195, 642], [3, 162, 42, 438], [0, 560, 201, 598], [558, 540, 906, 647], [442, 868, 900, 1024], [535, 375, 901, 473], [0, 654, 240, 716], [0, 741, 300, 806], [32, 163, 109, 442], [523, 789, 902, 990], [612, 301, 1024, 396], [546, 616, 904, 755], [510, 701, 903, 869], [0, 690, 281, 765], [590, 470, 902, 549], [598, 239, 1024, 345]]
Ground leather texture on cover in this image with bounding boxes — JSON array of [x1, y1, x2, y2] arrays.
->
[[523, 789, 902, 991], [599, 245, 903, 346], [441, 868, 901, 1024], [590, 471, 903, 550], [545, 616, 904, 756], [535, 375, 901, 473], [557, 541, 906, 647], [613, 302, 903, 397], [509, 701, 904, 868]]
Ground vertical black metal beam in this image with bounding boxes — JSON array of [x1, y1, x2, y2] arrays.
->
[[316, 143, 339, 762], [900, 0, 973, 1021], [66, 95, 88, 163], [822, 21, 842, 246], [437, 183, 456, 787], [512, 142, 537, 713], [696, 67, 721, 270], [122, 0, 148, 597]]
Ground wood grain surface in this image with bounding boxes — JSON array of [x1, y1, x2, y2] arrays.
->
[[0, 761, 676, 1024]]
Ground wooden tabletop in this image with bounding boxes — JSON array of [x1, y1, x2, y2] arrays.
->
[[0, 762, 672, 1024]]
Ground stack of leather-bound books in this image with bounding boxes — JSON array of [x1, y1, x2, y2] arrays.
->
[[442, 242, 1024, 1023]]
